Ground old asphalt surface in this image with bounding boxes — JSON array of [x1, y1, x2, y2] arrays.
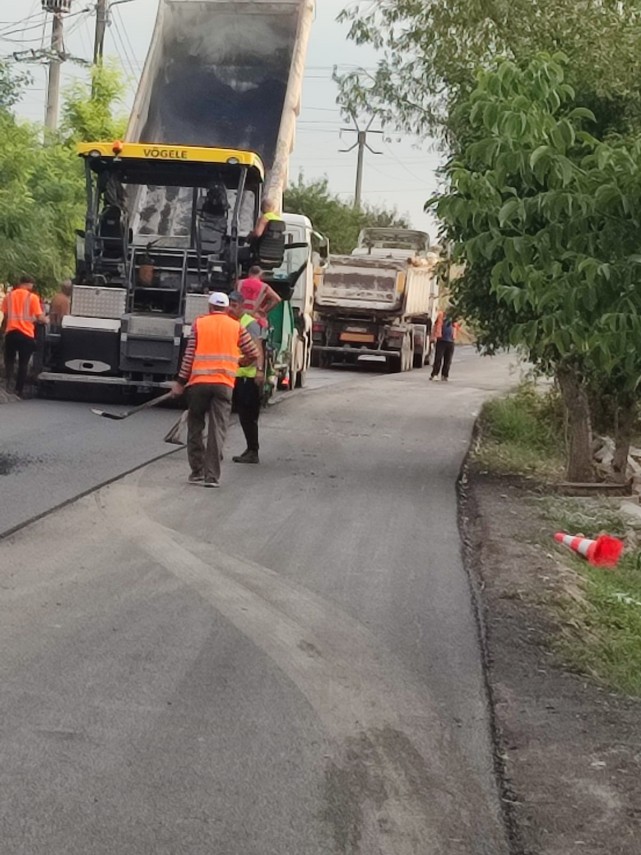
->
[[0, 351, 518, 854]]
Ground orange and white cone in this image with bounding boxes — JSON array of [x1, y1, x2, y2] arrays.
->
[[553, 532, 624, 568]]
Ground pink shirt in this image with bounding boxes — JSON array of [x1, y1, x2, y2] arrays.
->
[[239, 277, 268, 328]]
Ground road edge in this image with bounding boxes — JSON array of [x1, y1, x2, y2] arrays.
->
[[457, 423, 525, 855]]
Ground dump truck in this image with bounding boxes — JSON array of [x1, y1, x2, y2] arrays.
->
[[312, 228, 440, 372], [39, 0, 318, 397]]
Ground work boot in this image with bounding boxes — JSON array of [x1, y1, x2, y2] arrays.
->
[[188, 471, 204, 484], [204, 478, 220, 488], [232, 448, 251, 462], [233, 450, 259, 464]]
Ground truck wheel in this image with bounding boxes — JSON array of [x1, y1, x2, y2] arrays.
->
[[387, 353, 402, 373]]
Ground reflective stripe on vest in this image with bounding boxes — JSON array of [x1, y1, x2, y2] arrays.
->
[[237, 313, 258, 378], [188, 313, 241, 389], [4, 288, 39, 338]]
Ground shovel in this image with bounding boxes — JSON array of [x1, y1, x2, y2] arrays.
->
[[91, 390, 173, 421]]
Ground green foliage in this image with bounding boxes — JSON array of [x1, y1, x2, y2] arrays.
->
[[0, 63, 127, 293], [337, 0, 641, 140], [433, 55, 641, 396], [0, 60, 31, 112], [475, 383, 565, 478], [61, 62, 128, 143], [284, 174, 409, 253]]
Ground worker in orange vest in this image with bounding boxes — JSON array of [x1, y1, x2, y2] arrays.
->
[[430, 310, 460, 382], [1, 275, 46, 398], [170, 292, 260, 488]]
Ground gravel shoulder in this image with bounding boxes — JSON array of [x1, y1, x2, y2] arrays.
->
[[462, 469, 641, 855]]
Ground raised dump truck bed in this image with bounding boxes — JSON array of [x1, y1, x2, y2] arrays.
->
[[127, 0, 314, 203]]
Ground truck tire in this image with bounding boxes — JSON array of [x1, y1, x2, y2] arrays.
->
[[387, 353, 402, 373]]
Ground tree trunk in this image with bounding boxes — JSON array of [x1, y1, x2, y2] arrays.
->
[[557, 366, 594, 482], [612, 399, 637, 483]]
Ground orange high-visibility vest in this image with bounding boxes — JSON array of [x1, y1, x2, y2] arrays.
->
[[2, 287, 42, 339], [188, 313, 241, 388]]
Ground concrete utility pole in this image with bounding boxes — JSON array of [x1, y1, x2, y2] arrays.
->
[[340, 115, 384, 210], [43, 1, 73, 132], [93, 0, 108, 66]]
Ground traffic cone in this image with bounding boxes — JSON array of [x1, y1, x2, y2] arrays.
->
[[553, 532, 624, 568]]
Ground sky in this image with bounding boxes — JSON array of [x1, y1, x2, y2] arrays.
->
[[0, 0, 442, 236]]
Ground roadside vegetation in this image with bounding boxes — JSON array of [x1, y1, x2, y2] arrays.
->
[[539, 497, 641, 697], [283, 175, 409, 254], [475, 382, 641, 697], [0, 61, 126, 294], [474, 383, 565, 479]]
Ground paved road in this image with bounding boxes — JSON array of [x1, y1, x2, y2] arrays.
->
[[0, 369, 346, 537], [0, 353, 517, 854]]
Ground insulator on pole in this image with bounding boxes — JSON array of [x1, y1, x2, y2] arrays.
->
[[42, 1, 73, 13]]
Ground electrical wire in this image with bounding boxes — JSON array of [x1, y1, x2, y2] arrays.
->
[[114, 6, 139, 74], [110, 9, 138, 79]]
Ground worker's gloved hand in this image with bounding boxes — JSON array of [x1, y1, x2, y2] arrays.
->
[[169, 380, 184, 398], [254, 369, 265, 388]]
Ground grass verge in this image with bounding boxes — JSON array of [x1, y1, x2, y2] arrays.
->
[[474, 383, 641, 697], [537, 496, 641, 697], [473, 382, 565, 479]]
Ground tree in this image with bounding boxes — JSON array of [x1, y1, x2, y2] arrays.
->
[[0, 60, 31, 112], [0, 63, 128, 292], [284, 174, 409, 253], [432, 54, 641, 481], [61, 62, 128, 143], [337, 1, 641, 141]]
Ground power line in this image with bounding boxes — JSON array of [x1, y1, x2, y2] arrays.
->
[[111, 7, 137, 79], [114, 6, 137, 71]]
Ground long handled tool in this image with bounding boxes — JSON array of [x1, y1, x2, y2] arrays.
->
[[91, 390, 173, 421]]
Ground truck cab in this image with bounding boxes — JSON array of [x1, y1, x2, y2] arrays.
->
[[261, 213, 327, 394]]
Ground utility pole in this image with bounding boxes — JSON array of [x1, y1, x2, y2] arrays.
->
[[93, 0, 108, 66], [43, 1, 73, 133], [340, 115, 384, 210]]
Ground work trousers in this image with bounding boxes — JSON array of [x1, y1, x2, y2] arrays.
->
[[186, 383, 233, 481], [4, 330, 36, 396], [431, 339, 455, 380], [232, 377, 261, 452]]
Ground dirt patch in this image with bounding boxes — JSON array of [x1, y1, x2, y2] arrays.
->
[[461, 468, 641, 855]]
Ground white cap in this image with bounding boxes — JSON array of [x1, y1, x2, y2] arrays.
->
[[208, 291, 229, 308]]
